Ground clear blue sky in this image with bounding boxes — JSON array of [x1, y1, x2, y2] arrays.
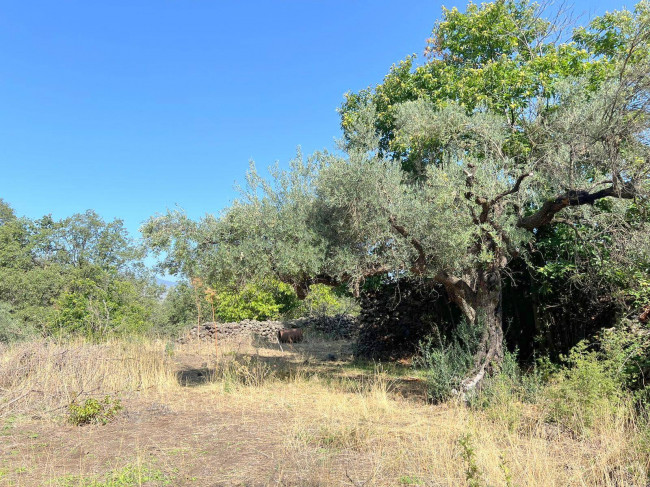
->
[[0, 0, 627, 241]]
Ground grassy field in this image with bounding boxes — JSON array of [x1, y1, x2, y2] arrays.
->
[[0, 334, 647, 486]]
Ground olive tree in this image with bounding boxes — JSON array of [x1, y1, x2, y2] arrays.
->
[[144, 0, 649, 391], [332, 0, 650, 390]]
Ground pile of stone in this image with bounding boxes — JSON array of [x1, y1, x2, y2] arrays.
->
[[355, 280, 459, 360], [178, 313, 360, 344], [178, 319, 285, 344], [292, 314, 359, 340]]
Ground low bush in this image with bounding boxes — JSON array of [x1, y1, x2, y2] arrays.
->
[[413, 319, 480, 403], [542, 332, 631, 435], [68, 395, 123, 426]]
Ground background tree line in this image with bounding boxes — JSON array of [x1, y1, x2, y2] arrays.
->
[[0, 199, 162, 340], [0, 198, 354, 341]]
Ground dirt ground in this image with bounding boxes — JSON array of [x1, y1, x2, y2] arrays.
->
[[0, 340, 427, 487], [1, 337, 644, 487]]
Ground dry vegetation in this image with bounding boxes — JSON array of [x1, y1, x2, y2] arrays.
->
[[0, 334, 648, 487]]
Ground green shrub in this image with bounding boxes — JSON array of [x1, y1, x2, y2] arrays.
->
[[297, 283, 359, 317], [413, 319, 480, 403], [458, 433, 484, 487], [598, 325, 650, 399], [0, 302, 34, 343], [216, 279, 299, 322], [51, 274, 159, 339], [543, 339, 627, 435], [540, 326, 650, 436], [68, 395, 123, 426]]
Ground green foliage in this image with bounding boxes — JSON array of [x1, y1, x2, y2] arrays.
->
[[458, 433, 484, 487], [151, 282, 200, 335], [340, 0, 648, 173], [140, 209, 201, 278], [413, 320, 481, 402], [399, 475, 424, 485], [543, 332, 633, 434], [499, 454, 515, 487], [298, 283, 358, 317], [141, 153, 328, 293], [50, 271, 160, 338], [215, 279, 299, 322], [0, 302, 34, 343], [530, 196, 650, 344], [68, 395, 123, 426], [341, 1, 588, 172], [573, 1, 650, 65], [0, 201, 162, 340]]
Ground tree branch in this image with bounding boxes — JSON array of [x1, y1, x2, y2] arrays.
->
[[517, 183, 636, 231], [389, 216, 427, 273], [433, 272, 476, 322], [489, 172, 533, 206]]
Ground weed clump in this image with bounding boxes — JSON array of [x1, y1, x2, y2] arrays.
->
[[541, 327, 646, 436], [413, 319, 480, 403], [68, 395, 123, 426]]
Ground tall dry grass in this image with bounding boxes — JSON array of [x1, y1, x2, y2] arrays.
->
[[0, 335, 648, 486], [0, 337, 177, 418], [237, 368, 648, 486]]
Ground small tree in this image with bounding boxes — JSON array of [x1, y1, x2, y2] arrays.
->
[[205, 286, 218, 356], [191, 276, 204, 339]]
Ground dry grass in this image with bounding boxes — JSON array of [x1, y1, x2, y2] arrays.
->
[[0, 338, 177, 418], [0, 335, 648, 486]]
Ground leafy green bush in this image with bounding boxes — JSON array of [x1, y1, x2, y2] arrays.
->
[[541, 326, 650, 436], [413, 319, 481, 403], [215, 279, 298, 322], [297, 284, 359, 317], [68, 395, 123, 426], [0, 302, 34, 343], [598, 325, 650, 400], [50, 272, 160, 339], [543, 338, 628, 435]]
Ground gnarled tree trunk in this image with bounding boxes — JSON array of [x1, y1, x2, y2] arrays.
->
[[439, 268, 504, 395], [460, 274, 504, 393]]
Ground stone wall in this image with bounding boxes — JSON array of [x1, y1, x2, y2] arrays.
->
[[178, 319, 285, 343], [355, 280, 460, 360], [294, 314, 359, 340], [178, 314, 359, 343]]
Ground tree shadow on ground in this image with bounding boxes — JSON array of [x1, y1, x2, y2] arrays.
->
[[175, 339, 429, 400], [176, 367, 213, 386]]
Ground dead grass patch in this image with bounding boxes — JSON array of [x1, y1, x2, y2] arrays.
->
[[0, 335, 647, 486]]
